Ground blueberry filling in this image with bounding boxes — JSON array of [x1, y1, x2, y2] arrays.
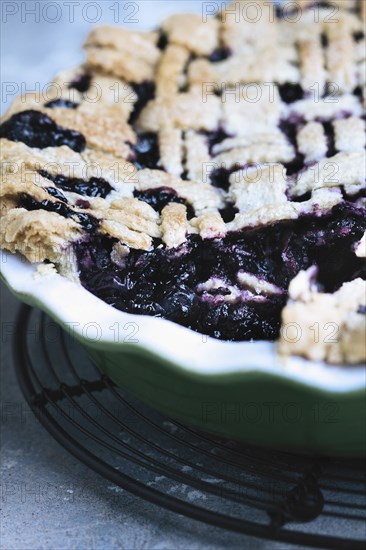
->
[[44, 98, 79, 109], [19, 193, 71, 218], [208, 47, 232, 62], [353, 31, 364, 43], [134, 187, 195, 218], [321, 33, 329, 48], [157, 32, 168, 50], [74, 203, 366, 341], [321, 121, 337, 157], [132, 132, 160, 169], [18, 193, 99, 232], [279, 120, 298, 146], [203, 128, 232, 154], [354, 86, 363, 99], [0, 110, 86, 152], [45, 186, 69, 203], [69, 73, 92, 92], [219, 203, 239, 223], [279, 120, 305, 176], [129, 81, 155, 124], [275, 5, 284, 19], [210, 167, 235, 191], [340, 188, 366, 202], [278, 83, 304, 104], [291, 192, 312, 203], [38, 170, 113, 198]]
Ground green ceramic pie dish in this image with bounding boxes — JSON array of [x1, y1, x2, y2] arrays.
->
[[1, 251, 365, 457]]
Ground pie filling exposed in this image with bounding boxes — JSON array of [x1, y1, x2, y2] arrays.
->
[[1, 0, 365, 363]]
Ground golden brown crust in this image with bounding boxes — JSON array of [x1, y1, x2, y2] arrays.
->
[[298, 39, 326, 93], [161, 203, 187, 248], [161, 14, 219, 56], [221, 85, 281, 136], [326, 20, 356, 93], [0, 3, 365, 365], [155, 45, 190, 96], [229, 164, 288, 214], [333, 117, 366, 152], [1, 208, 82, 268], [296, 122, 327, 163], [1, 4, 364, 244], [278, 271, 366, 364], [84, 26, 160, 83], [158, 127, 184, 176], [136, 92, 221, 132], [184, 131, 211, 183], [213, 132, 294, 168], [190, 211, 227, 240], [292, 152, 366, 197]]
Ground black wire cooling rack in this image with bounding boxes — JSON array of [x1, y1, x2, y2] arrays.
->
[[14, 306, 366, 549]]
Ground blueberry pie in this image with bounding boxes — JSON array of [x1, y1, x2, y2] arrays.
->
[[1, 0, 365, 364]]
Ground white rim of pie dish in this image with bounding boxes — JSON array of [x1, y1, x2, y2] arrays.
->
[[1, 250, 365, 393]]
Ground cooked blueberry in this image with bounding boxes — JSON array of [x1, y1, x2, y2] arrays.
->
[[75, 199, 91, 209], [134, 187, 194, 218], [0, 110, 86, 152], [18, 193, 99, 232], [160, 285, 197, 322], [279, 120, 297, 144], [38, 170, 113, 198], [208, 47, 231, 62], [278, 83, 304, 104], [157, 32, 168, 50], [72, 212, 97, 232], [44, 99, 79, 109], [132, 132, 160, 169], [129, 81, 155, 123], [291, 192, 312, 203], [354, 86, 363, 99], [353, 31, 364, 42], [69, 73, 92, 92], [284, 154, 305, 176], [219, 203, 239, 223], [321, 33, 329, 48], [77, 237, 113, 272], [203, 128, 231, 153], [321, 121, 337, 157], [45, 186, 68, 203], [279, 120, 305, 175], [210, 167, 232, 191], [19, 193, 71, 218]]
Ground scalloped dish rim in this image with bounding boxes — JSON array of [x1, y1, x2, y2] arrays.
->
[[1, 250, 365, 394]]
